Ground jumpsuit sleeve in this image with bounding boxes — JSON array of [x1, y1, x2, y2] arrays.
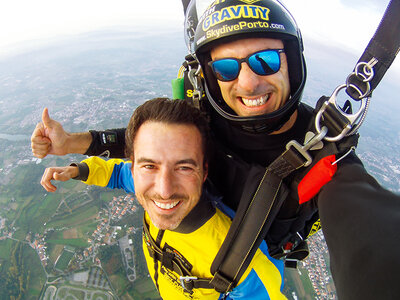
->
[[318, 161, 400, 300], [84, 128, 127, 158], [80, 156, 135, 193]]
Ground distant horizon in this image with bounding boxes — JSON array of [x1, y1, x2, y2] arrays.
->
[[0, 25, 183, 60], [2, 25, 398, 84]]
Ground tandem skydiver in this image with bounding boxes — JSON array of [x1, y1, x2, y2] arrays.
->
[[32, 0, 400, 298], [40, 98, 287, 299]]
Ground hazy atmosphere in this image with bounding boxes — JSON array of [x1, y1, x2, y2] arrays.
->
[[0, 1, 399, 299]]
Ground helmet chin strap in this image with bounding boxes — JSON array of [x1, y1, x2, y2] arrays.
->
[[204, 83, 297, 134]]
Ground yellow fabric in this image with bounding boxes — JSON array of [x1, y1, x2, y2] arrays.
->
[[80, 157, 286, 299], [143, 211, 285, 299], [81, 157, 127, 186]]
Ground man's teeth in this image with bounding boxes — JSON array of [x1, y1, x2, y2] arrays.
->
[[154, 200, 180, 209], [242, 95, 269, 107]]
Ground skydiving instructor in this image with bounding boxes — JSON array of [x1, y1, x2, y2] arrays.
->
[[31, 0, 400, 299]]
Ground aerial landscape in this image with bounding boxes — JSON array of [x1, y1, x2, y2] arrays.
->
[[0, 25, 399, 300]]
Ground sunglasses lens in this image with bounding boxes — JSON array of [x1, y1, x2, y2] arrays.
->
[[248, 50, 280, 75], [211, 59, 240, 81]]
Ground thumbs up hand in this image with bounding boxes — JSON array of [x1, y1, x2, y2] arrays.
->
[[31, 108, 70, 158]]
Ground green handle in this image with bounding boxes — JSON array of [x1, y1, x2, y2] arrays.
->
[[171, 78, 185, 100]]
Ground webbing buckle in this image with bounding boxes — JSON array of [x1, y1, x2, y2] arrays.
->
[[286, 127, 328, 167], [180, 276, 198, 290]]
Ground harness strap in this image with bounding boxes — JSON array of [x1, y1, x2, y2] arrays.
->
[[346, 0, 400, 100], [142, 214, 214, 292], [210, 145, 309, 293], [151, 228, 164, 291]]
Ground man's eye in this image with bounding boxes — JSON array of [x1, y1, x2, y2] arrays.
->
[[178, 166, 193, 171], [144, 165, 155, 169]]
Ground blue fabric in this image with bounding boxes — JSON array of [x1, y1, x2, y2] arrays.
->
[[106, 162, 135, 193], [103, 161, 285, 299], [260, 242, 285, 290], [225, 269, 270, 300]]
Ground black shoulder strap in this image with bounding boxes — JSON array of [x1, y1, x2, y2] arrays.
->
[[346, 0, 400, 99], [210, 145, 310, 293]]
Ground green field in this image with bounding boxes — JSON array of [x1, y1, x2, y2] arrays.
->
[[283, 267, 315, 300], [1, 160, 163, 300], [130, 277, 160, 300], [46, 203, 99, 228], [0, 239, 14, 259], [47, 238, 88, 248], [0, 240, 46, 300], [55, 248, 75, 271]]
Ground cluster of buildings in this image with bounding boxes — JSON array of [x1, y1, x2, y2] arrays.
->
[[302, 231, 337, 299], [78, 195, 139, 267], [17, 193, 140, 275], [108, 194, 137, 222], [29, 232, 49, 265], [0, 142, 35, 177]]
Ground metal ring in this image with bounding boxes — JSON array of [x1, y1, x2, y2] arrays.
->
[[315, 84, 366, 142], [345, 73, 371, 99], [354, 58, 377, 83]]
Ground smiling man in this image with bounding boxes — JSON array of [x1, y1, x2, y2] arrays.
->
[[40, 98, 286, 299], [209, 37, 294, 132], [130, 121, 205, 231]]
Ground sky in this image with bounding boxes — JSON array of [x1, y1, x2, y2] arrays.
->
[[0, 0, 398, 70]]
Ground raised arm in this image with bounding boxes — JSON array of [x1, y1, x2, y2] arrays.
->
[[31, 108, 127, 158], [31, 108, 92, 158]]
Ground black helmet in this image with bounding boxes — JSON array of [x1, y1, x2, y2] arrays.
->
[[188, 0, 307, 134]]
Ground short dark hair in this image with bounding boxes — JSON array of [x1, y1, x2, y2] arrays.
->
[[125, 98, 210, 164]]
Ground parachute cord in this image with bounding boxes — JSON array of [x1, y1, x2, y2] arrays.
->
[[332, 147, 356, 165]]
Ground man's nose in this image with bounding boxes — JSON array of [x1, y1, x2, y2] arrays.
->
[[237, 62, 260, 92], [155, 168, 175, 199]]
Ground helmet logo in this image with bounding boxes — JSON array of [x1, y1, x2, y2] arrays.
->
[[202, 5, 270, 31], [238, 0, 261, 4]]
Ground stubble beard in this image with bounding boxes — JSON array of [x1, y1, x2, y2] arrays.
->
[[138, 193, 189, 231]]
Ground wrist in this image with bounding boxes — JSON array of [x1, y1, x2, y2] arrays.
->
[[66, 132, 93, 155], [69, 162, 89, 181]]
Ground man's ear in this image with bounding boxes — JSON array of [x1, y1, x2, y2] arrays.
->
[[203, 162, 208, 183]]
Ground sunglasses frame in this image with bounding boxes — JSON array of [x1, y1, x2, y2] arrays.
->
[[208, 49, 285, 82]]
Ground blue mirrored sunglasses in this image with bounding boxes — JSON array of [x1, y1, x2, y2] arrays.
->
[[208, 49, 285, 82]]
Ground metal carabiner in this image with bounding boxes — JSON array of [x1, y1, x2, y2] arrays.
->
[[188, 63, 203, 109], [315, 84, 368, 142]]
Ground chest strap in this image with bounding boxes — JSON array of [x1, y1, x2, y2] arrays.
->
[[142, 215, 214, 292]]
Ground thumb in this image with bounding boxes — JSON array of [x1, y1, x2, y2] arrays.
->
[[42, 107, 54, 129]]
